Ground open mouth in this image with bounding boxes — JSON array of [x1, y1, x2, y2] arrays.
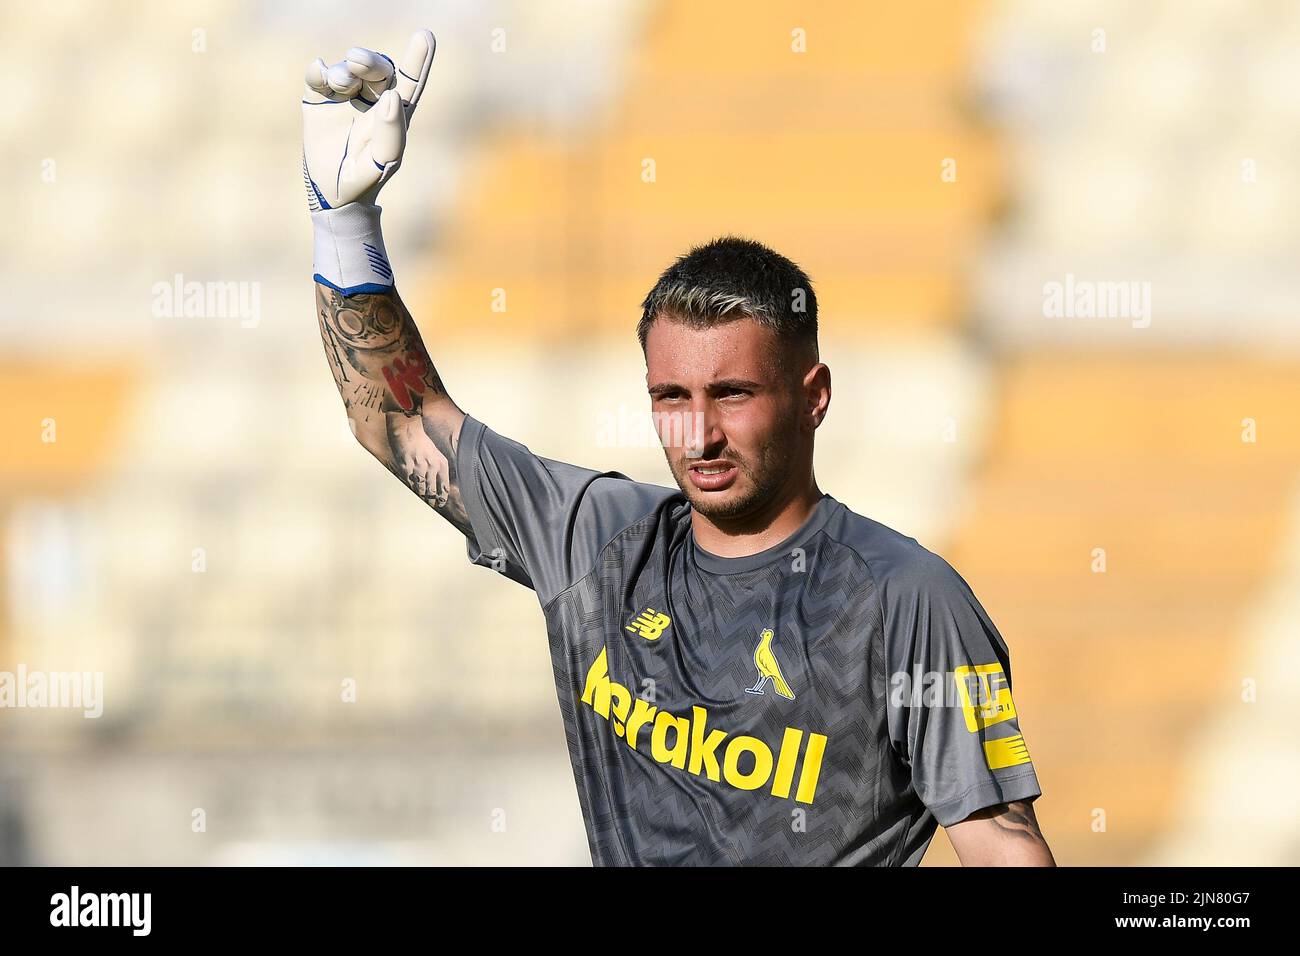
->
[[687, 460, 739, 491]]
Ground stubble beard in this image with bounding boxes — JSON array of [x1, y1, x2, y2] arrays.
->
[[668, 427, 793, 522]]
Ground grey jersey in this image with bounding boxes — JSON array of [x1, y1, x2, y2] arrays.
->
[[457, 416, 1042, 865]]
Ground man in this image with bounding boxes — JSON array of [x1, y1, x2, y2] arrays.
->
[[302, 30, 1054, 866]]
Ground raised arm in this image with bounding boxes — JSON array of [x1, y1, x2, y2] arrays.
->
[[302, 29, 470, 534], [314, 283, 469, 533]]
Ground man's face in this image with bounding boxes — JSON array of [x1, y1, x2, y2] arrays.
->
[[644, 315, 808, 522]]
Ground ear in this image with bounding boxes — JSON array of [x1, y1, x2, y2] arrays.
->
[[803, 363, 831, 429]]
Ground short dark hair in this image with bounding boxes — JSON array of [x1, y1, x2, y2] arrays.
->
[[637, 235, 818, 357]]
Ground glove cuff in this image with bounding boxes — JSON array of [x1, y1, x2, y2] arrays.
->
[[311, 203, 395, 296]]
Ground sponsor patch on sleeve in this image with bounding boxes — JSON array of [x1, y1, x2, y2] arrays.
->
[[983, 733, 1033, 770], [953, 663, 1018, 733]]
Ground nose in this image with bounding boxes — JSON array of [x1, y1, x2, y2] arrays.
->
[[683, 397, 724, 460]]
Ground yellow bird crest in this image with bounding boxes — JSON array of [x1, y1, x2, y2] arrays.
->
[[745, 628, 795, 700]]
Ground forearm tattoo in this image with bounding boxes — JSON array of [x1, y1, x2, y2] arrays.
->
[[315, 283, 470, 533]]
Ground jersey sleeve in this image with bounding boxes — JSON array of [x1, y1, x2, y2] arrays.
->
[[881, 548, 1042, 827], [454, 415, 679, 605]]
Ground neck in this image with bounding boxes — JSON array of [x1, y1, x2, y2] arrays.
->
[[690, 473, 823, 558]]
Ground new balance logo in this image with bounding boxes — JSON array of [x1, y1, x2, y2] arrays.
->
[[626, 608, 671, 641]]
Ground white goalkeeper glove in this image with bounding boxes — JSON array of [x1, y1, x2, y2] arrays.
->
[[303, 29, 435, 295]]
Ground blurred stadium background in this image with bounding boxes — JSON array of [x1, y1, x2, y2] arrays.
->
[[2, 0, 1298, 865]]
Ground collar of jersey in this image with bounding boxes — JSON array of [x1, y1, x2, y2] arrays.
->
[[687, 493, 838, 575]]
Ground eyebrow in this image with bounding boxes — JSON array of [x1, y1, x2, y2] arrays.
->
[[647, 378, 764, 397]]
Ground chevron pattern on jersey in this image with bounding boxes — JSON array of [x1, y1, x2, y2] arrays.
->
[[542, 504, 942, 865]]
